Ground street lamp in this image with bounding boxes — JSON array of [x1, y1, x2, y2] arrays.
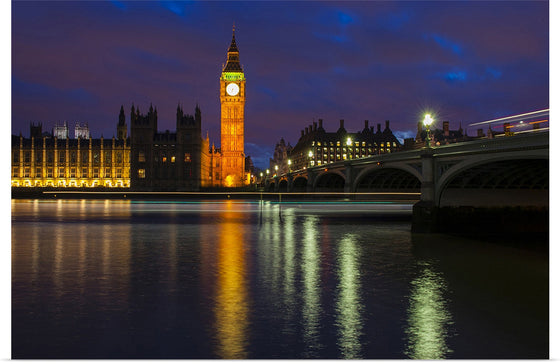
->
[[287, 159, 291, 172], [423, 113, 434, 147], [274, 165, 278, 176]]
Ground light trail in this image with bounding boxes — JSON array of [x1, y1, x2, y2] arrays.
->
[[468, 109, 549, 127]]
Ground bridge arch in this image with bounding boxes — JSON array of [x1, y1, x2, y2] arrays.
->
[[267, 181, 276, 192], [292, 176, 308, 192], [436, 154, 548, 207], [278, 179, 289, 192], [313, 171, 345, 192], [353, 163, 422, 192]]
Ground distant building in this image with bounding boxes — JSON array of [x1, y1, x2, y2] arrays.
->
[[269, 138, 292, 176], [405, 120, 470, 149], [74, 122, 90, 139], [289, 119, 401, 171], [53, 121, 68, 139]]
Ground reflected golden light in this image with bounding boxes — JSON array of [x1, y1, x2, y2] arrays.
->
[[405, 263, 453, 359], [215, 201, 249, 359], [336, 234, 362, 359]]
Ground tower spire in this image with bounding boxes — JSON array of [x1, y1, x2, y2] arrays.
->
[[224, 24, 242, 72]]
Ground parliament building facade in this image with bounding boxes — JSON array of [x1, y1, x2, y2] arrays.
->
[[12, 29, 249, 191]]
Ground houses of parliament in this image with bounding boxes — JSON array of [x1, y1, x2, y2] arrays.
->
[[11, 29, 248, 190]]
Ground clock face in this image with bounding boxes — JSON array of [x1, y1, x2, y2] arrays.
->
[[226, 82, 240, 96]]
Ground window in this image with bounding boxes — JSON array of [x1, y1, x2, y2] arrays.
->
[[13, 152, 19, 164], [93, 168, 99, 178], [93, 152, 99, 164], [47, 168, 53, 178], [12, 167, 19, 177], [47, 152, 54, 164], [70, 168, 76, 178], [138, 169, 146, 179], [36, 168, 42, 178], [116, 152, 122, 164], [58, 167, 65, 177], [116, 168, 122, 178], [171, 156, 176, 163], [162, 156, 167, 163], [82, 168, 88, 178], [24, 152, 31, 163], [59, 151, 65, 164], [138, 151, 146, 162], [184, 153, 191, 162], [105, 153, 111, 164], [71, 152, 77, 164], [105, 168, 111, 177], [36, 153, 42, 163]]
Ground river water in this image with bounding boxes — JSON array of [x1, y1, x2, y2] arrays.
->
[[11, 199, 548, 359]]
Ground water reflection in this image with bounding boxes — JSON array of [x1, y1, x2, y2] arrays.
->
[[302, 216, 321, 357], [405, 262, 453, 359], [336, 234, 363, 359], [214, 201, 249, 359]]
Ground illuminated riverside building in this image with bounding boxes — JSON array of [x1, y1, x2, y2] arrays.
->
[[289, 119, 402, 171], [11, 122, 130, 188]]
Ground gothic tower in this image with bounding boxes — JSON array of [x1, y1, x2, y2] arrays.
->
[[117, 105, 127, 140], [220, 26, 246, 187]]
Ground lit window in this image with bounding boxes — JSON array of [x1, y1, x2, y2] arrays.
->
[[105, 168, 111, 177], [343, 154, 347, 160], [162, 156, 167, 163], [393, 142, 396, 147], [171, 156, 176, 163], [116, 169, 122, 178], [317, 142, 321, 146], [47, 168, 53, 178], [82, 168, 88, 178], [58, 167, 64, 177], [70, 168, 76, 178], [184, 153, 191, 162], [337, 141, 340, 146], [139, 151, 146, 162], [93, 168, 99, 178], [36, 167, 42, 177], [138, 169, 146, 179]]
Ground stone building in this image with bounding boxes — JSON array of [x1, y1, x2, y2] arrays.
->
[[289, 119, 402, 171], [129, 103, 210, 191], [269, 138, 292, 176]]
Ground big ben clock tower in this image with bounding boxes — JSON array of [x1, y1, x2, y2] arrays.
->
[[220, 26, 246, 187]]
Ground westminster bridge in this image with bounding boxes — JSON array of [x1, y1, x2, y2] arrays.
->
[[266, 130, 548, 233]]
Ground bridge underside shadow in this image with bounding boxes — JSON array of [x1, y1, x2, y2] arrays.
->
[[439, 159, 548, 207], [315, 173, 345, 192], [356, 168, 421, 193]]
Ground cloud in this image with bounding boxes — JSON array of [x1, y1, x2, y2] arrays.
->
[[427, 33, 463, 56]]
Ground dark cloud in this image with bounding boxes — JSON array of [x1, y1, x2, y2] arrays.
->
[[12, 1, 548, 168]]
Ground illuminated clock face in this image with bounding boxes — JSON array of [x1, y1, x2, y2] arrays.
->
[[226, 82, 240, 96]]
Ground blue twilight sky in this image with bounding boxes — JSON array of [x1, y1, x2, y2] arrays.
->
[[11, 1, 549, 168]]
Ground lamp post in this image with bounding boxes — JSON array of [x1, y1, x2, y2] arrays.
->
[[423, 114, 434, 148], [274, 165, 278, 177], [287, 159, 292, 173]]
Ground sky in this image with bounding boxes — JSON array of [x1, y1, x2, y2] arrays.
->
[[11, 1, 549, 168]]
